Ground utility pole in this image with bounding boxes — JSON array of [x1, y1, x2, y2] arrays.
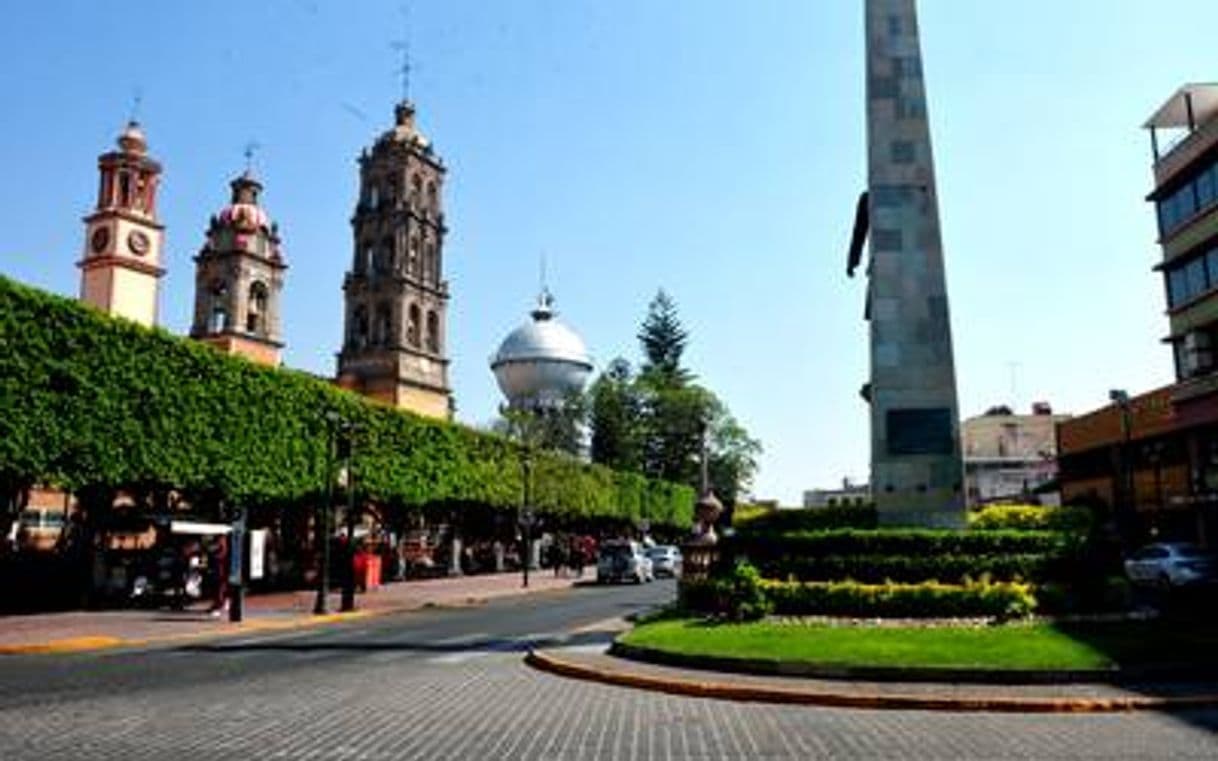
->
[[340, 424, 357, 613]]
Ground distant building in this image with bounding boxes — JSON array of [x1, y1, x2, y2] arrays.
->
[[190, 170, 287, 366], [77, 121, 165, 327], [335, 99, 452, 419], [803, 479, 871, 508], [1057, 83, 1218, 545], [961, 403, 1070, 506]]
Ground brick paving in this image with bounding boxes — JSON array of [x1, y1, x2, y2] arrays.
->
[[0, 572, 576, 652]]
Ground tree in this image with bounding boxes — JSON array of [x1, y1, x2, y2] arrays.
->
[[588, 358, 643, 472], [637, 290, 692, 385], [493, 391, 588, 458], [706, 398, 762, 508]]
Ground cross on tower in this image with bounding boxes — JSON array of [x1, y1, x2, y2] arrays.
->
[[129, 88, 143, 124], [391, 3, 413, 102], [243, 141, 260, 174]]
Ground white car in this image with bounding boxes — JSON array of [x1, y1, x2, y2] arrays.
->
[[1124, 542, 1217, 588], [597, 540, 653, 584], [645, 545, 682, 578]]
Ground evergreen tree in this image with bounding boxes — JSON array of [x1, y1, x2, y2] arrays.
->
[[637, 290, 691, 385], [588, 358, 643, 471]]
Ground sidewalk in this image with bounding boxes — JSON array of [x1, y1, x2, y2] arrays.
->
[[0, 572, 576, 655], [526, 647, 1218, 714]]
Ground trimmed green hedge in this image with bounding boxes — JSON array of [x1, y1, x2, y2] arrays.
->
[[733, 504, 877, 533], [0, 276, 693, 524], [967, 504, 1094, 532], [730, 528, 1078, 559], [681, 574, 1035, 619], [749, 552, 1063, 585]]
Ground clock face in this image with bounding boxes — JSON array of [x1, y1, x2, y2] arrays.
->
[[90, 227, 110, 254], [127, 230, 150, 256]]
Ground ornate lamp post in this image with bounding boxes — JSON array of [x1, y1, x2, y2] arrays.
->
[[314, 411, 344, 615], [518, 449, 536, 588], [338, 421, 358, 612]]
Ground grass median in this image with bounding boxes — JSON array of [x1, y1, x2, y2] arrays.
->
[[620, 617, 1218, 672]]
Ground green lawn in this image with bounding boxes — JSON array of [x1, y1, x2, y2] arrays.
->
[[620, 617, 1218, 672]]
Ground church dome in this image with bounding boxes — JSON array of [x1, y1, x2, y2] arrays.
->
[[491, 290, 593, 408], [117, 120, 147, 154]]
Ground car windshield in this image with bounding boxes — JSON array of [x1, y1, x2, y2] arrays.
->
[[601, 544, 632, 559], [1174, 545, 1208, 558], [646, 547, 669, 557]]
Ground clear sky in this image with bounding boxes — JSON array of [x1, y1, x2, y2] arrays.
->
[[1, 1, 1214, 504]]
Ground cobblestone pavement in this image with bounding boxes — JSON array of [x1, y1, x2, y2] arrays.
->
[[1, 582, 1216, 760]]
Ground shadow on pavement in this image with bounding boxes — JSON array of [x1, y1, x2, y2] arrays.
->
[[177, 629, 617, 656]]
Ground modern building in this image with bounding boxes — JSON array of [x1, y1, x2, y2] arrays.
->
[[490, 288, 593, 412], [846, 0, 964, 527], [77, 121, 165, 327], [961, 403, 1070, 506], [335, 100, 452, 419], [1057, 84, 1218, 545], [189, 170, 287, 366]]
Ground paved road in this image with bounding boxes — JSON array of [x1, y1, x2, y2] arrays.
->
[[1, 579, 1216, 760]]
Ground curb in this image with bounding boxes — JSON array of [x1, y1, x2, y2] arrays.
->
[[607, 641, 1218, 685], [525, 649, 1218, 714]]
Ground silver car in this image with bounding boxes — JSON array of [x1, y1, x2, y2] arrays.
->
[[597, 540, 653, 584], [645, 545, 682, 578], [1124, 542, 1217, 588]]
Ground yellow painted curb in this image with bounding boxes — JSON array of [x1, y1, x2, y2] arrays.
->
[[0, 636, 127, 655], [525, 650, 1218, 714]]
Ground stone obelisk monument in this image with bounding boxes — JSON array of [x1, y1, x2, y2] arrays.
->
[[846, 0, 964, 527]]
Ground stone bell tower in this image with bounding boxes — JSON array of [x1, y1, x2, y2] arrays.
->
[[335, 100, 452, 418], [77, 121, 165, 327], [189, 170, 287, 366]]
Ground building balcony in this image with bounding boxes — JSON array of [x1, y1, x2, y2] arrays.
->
[[1146, 83, 1218, 187]]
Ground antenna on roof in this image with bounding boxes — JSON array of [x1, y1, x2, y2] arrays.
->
[[129, 87, 143, 124], [243, 141, 261, 174]]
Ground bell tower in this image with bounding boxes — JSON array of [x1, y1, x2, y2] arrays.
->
[[77, 121, 165, 327], [189, 170, 287, 366], [335, 100, 452, 418]]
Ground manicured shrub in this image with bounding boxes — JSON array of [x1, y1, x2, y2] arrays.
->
[[730, 528, 1077, 560], [733, 504, 877, 533], [0, 276, 694, 524], [968, 504, 1094, 533], [678, 561, 773, 621], [760, 578, 1036, 620], [749, 552, 1065, 584]]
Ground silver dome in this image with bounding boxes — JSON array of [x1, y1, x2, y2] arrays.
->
[[491, 290, 593, 408]]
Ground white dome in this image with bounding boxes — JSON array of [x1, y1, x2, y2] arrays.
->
[[491, 291, 593, 407]]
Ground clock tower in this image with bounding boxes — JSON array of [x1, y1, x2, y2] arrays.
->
[[77, 121, 165, 327]]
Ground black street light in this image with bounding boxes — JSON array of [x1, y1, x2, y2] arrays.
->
[[339, 423, 358, 613], [314, 411, 343, 615], [1109, 389, 1134, 543], [519, 449, 536, 589]]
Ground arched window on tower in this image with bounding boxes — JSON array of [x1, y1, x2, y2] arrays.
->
[[246, 282, 268, 334], [209, 281, 229, 333], [426, 181, 437, 214], [368, 185, 380, 210], [409, 237, 420, 277], [383, 237, 398, 274], [426, 310, 439, 353], [356, 243, 372, 275], [411, 173, 423, 208], [424, 243, 436, 284], [373, 244, 389, 275], [351, 305, 369, 348], [407, 304, 421, 347], [118, 172, 132, 207], [374, 302, 393, 346]]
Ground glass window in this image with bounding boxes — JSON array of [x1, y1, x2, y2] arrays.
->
[[1206, 248, 1218, 288], [1197, 166, 1216, 209], [1169, 267, 1188, 307], [1186, 256, 1208, 300], [1179, 183, 1198, 220]]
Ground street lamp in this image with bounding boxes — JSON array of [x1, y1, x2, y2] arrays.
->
[[1109, 389, 1134, 543], [518, 449, 536, 589], [314, 410, 343, 615], [338, 422, 358, 613]]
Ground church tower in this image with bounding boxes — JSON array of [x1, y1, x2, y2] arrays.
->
[[335, 100, 452, 418], [77, 121, 165, 327], [189, 170, 287, 366]]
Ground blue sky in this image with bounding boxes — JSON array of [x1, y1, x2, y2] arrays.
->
[[0, 1, 1213, 504]]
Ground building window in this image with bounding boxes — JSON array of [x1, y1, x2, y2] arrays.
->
[[247, 282, 268, 334], [407, 304, 421, 347], [368, 185, 380, 209], [374, 303, 393, 346], [118, 172, 131, 207], [426, 310, 439, 353], [409, 237, 420, 276], [891, 140, 915, 164], [351, 306, 369, 348], [209, 282, 228, 333], [424, 243, 436, 283]]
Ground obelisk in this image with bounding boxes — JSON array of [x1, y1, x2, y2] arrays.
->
[[846, 0, 964, 527]]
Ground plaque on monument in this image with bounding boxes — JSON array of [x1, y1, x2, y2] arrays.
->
[[886, 408, 953, 456]]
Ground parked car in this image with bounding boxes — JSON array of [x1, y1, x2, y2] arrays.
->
[[597, 540, 653, 584], [645, 545, 682, 578], [1124, 542, 1218, 588]]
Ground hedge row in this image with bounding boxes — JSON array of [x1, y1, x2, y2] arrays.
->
[[748, 552, 1065, 585], [0, 276, 694, 524], [733, 504, 877, 533], [680, 573, 1035, 619], [730, 528, 1078, 559], [967, 504, 1094, 532]]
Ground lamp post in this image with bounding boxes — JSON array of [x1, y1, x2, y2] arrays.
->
[[1109, 389, 1133, 543], [314, 411, 341, 615], [519, 449, 535, 589], [338, 421, 357, 613]]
